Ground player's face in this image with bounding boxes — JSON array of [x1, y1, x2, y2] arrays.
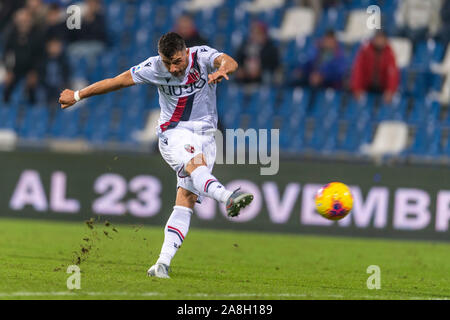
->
[[160, 49, 190, 77]]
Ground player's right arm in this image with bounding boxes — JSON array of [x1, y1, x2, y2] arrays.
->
[[59, 70, 135, 109]]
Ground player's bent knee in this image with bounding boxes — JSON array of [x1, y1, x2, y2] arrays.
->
[[185, 153, 207, 175]]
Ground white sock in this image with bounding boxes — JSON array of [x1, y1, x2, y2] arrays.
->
[[156, 206, 192, 266], [190, 166, 233, 203]]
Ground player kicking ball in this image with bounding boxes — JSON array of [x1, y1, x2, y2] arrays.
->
[[59, 32, 254, 278]]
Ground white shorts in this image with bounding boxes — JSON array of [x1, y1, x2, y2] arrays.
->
[[158, 127, 216, 203]]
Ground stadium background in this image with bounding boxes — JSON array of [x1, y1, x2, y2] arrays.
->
[[0, 0, 449, 242]]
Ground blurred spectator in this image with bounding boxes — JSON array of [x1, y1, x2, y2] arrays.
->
[[395, 0, 442, 43], [2, 8, 44, 104], [174, 14, 208, 47], [67, 0, 107, 65], [351, 31, 399, 104], [235, 21, 280, 85], [25, 0, 48, 29], [289, 30, 347, 89], [437, 0, 450, 46], [39, 37, 70, 107], [0, 0, 26, 34], [44, 3, 68, 41]]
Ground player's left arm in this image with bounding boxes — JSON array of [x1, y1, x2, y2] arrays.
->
[[208, 54, 239, 84]]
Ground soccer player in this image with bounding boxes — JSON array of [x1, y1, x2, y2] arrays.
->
[[59, 32, 254, 278]]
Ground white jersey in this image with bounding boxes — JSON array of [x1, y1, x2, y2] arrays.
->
[[130, 45, 223, 134]]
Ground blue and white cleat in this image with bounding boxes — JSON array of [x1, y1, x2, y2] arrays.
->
[[147, 263, 170, 279], [226, 188, 254, 217]]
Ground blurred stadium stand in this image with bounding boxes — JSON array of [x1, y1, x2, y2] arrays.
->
[[0, 0, 450, 164]]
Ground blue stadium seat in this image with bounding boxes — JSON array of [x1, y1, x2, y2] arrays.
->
[[280, 37, 313, 69], [19, 106, 49, 139], [82, 104, 112, 143], [309, 89, 342, 120], [279, 87, 310, 129], [411, 40, 445, 71], [442, 132, 450, 156], [408, 122, 442, 157], [339, 117, 372, 153], [0, 104, 19, 131], [282, 124, 306, 153], [314, 7, 347, 37], [408, 98, 440, 125], [307, 116, 338, 151], [345, 0, 379, 9], [375, 96, 408, 122], [51, 107, 81, 139], [342, 93, 375, 121]]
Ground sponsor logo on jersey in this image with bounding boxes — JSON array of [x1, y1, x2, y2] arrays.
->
[[157, 50, 206, 96]]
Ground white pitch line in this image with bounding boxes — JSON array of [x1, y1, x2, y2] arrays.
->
[[0, 291, 449, 300]]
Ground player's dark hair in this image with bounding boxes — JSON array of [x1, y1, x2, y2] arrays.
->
[[158, 32, 186, 58]]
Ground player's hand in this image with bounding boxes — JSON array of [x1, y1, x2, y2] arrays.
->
[[59, 89, 77, 109], [208, 70, 229, 84]]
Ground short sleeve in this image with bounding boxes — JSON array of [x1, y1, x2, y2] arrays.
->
[[130, 57, 155, 84], [197, 45, 223, 72]]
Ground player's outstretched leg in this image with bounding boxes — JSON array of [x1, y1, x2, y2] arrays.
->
[[147, 204, 193, 279], [187, 156, 254, 217]]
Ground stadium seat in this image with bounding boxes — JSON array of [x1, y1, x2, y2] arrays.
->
[[132, 108, 160, 145], [282, 124, 306, 153], [245, 0, 285, 13], [411, 39, 445, 72], [183, 0, 224, 11], [408, 122, 442, 158], [345, 0, 379, 10], [0, 104, 19, 131], [314, 7, 347, 37], [279, 87, 310, 130], [442, 131, 450, 155], [19, 106, 49, 140], [338, 10, 376, 44], [307, 117, 339, 152], [280, 36, 312, 69], [408, 97, 440, 125], [309, 89, 342, 120], [431, 43, 450, 74], [360, 121, 409, 159], [275, 7, 316, 41], [439, 74, 450, 105], [51, 108, 81, 139], [389, 37, 412, 69], [342, 93, 375, 121]]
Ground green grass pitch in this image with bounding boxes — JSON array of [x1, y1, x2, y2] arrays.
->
[[0, 217, 449, 300]]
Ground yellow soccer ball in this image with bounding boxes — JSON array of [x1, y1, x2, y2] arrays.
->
[[315, 182, 353, 221]]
